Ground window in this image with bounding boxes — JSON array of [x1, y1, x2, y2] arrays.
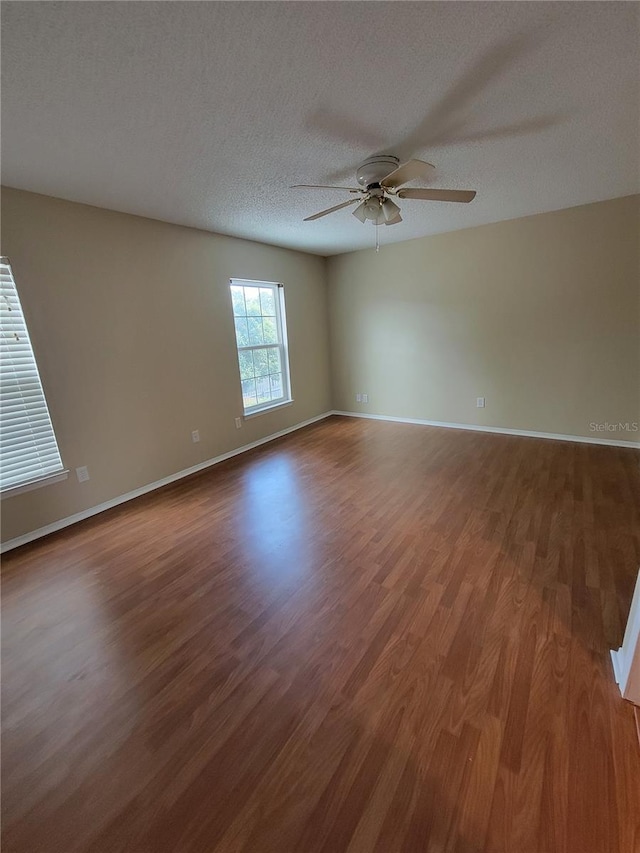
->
[[0, 258, 65, 494], [230, 279, 292, 416]]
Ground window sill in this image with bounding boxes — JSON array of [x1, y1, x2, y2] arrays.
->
[[243, 399, 294, 420], [1, 470, 69, 500]]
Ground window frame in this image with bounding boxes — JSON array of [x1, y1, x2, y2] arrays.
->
[[229, 278, 293, 418], [0, 257, 67, 497]]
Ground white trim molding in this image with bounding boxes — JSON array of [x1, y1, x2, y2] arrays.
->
[[0, 411, 332, 554], [331, 411, 640, 449], [3, 409, 638, 554], [611, 569, 640, 705], [1, 469, 69, 499], [243, 399, 294, 420]]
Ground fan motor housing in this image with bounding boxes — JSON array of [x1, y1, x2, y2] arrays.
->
[[356, 155, 399, 188]]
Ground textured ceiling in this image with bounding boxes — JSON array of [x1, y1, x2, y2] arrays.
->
[[2, 2, 638, 256]]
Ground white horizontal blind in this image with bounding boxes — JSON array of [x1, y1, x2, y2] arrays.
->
[[0, 258, 64, 491]]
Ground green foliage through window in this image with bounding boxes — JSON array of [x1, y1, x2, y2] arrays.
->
[[230, 281, 290, 413]]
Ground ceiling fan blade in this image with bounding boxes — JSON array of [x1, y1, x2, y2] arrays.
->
[[291, 184, 361, 193], [380, 159, 435, 189], [397, 188, 477, 203], [303, 199, 359, 221]]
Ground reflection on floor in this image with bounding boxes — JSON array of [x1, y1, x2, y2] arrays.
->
[[2, 415, 639, 852]]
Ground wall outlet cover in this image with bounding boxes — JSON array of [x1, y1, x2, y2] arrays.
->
[[356, 393, 362, 402], [476, 397, 486, 408], [362, 394, 369, 403], [75, 466, 90, 483], [235, 417, 242, 429], [191, 429, 200, 443]]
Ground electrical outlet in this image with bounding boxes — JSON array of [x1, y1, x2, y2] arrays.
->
[[235, 417, 242, 429], [362, 394, 369, 404], [356, 393, 362, 402], [191, 429, 200, 443], [476, 397, 485, 408], [75, 466, 90, 483]]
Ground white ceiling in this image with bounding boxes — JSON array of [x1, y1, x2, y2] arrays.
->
[[2, 2, 638, 256]]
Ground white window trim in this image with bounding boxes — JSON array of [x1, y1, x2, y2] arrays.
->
[[0, 469, 69, 500], [243, 399, 295, 420], [229, 278, 293, 416]]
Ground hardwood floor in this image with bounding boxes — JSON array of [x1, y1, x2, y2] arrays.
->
[[2, 415, 639, 852]]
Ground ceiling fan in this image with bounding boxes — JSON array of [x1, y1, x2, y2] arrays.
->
[[292, 155, 476, 226]]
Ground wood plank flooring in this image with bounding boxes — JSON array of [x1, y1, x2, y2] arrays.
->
[[2, 415, 639, 852]]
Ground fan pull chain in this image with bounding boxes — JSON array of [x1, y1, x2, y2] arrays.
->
[[375, 221, 380, 253]]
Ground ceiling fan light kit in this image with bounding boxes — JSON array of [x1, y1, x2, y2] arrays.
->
[[294, 156, 477, 238], [352, 196, 402, 226]]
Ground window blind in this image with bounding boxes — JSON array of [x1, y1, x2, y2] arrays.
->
[[0, 258, 64, 491]]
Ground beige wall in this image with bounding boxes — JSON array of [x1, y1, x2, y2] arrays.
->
[[0, 188, 331, 543], [327, 195, 639, 442], [2, 190, 638, 544]]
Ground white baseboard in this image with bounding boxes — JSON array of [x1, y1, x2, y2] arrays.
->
[[1, 411, 333, 554], [331, 410, 640, 449], [3, 409, 637, 554]]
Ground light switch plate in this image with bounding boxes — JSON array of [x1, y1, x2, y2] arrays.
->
[[76, 466, 89, 483]]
